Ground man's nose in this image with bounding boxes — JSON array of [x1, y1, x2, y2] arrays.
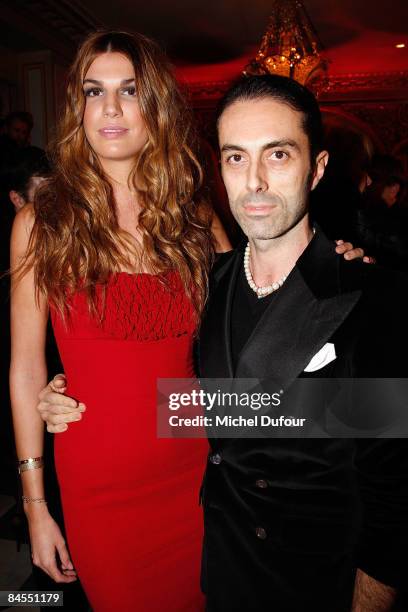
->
[[246, 159, 268, 193]]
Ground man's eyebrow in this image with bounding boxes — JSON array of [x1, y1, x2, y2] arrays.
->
[[221, 139, 300, 153], [82, 78, 135, 86], [221, 144, 246, 152], [262, 139, 300, 151]]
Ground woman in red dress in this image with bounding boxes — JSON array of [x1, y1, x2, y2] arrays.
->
[[10, 31, 229, 611]]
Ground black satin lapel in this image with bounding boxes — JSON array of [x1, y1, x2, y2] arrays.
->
[[224, 252, 244, 376], [198, 250, 242, 378], [235, 230, 362, 389]]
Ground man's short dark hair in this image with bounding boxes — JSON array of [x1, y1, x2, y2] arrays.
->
[[216, 75, 324, 163]]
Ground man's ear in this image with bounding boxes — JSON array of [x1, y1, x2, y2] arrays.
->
[[9, 190, 26, 212], [311, 150, 329, 191]]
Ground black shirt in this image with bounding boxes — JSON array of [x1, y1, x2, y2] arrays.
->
[[231, 263, 277, 369]]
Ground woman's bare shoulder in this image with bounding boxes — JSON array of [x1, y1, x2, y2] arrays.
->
[[11, 204, 35, 257]]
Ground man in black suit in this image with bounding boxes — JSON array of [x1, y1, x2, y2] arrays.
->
[[197, 76, 407, 611]]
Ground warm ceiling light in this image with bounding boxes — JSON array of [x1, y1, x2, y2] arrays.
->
[[395, 43, 406, 48], [243, 0, 329, 96]]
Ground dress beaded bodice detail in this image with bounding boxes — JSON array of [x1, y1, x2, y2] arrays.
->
[[57, 271, 197, 342]]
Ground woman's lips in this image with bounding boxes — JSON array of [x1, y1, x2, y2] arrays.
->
[[98, 127, 129, 139]]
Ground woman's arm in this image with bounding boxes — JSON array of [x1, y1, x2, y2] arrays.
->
[[10, 205, 76, 583], [10, 206, 48, 505]]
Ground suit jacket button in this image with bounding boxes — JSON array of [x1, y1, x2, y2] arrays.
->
[[255, 527, 267, 540], [210, 453, 222, 465], [255, 479, 268, 489]]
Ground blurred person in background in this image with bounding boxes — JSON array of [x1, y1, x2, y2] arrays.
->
[[365, 154, 405, 209], [0, 111, 33, 150], [393, 140, 408, 180], [356, 154, 408, 272], [310, 124, 373, 243], [2, 146, 50, 212], [0, 146, 50, 273]]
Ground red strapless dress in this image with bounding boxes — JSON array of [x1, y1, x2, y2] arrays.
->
[[51, 272, 207, 612]]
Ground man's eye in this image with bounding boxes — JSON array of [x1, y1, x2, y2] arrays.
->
[[84, 87, 102, 97], [271, 150, 288, 160], [227, 154, 243, 164]]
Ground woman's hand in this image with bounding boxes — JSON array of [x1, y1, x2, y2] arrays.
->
[[335, 240, 375, 263], [37, 374, 85, 433], [27, 509, 77, 583]]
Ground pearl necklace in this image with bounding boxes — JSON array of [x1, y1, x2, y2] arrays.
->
[[243, 243, 288, 299]]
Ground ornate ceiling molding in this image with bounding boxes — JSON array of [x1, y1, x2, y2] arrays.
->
[[185, 70, 408, 106], [322, 70, 408, 101]]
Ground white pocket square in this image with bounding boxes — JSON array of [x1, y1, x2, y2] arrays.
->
[[304, 343, 336, 372]]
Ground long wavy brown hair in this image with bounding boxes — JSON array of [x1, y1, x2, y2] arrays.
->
[[18, 30, 213, 318]]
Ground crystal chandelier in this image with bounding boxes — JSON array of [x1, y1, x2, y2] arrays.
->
[[243, 0, 329, 95]]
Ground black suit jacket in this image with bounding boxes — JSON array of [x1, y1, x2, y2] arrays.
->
[[197, 228, 408, 612]]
